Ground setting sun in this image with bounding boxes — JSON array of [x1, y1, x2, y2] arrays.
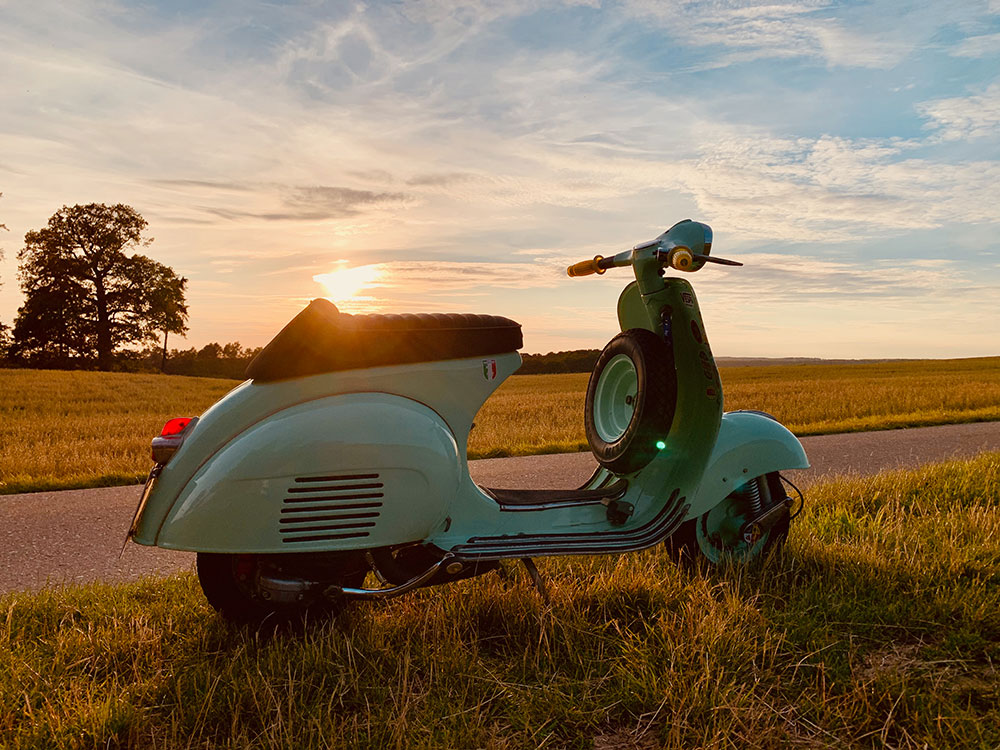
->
[[313, 263, 385, 305]]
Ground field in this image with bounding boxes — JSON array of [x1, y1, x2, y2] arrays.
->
[[2, 453, 998, 748], [470, 357, 1000, 457], [1, 357, 999, 494]]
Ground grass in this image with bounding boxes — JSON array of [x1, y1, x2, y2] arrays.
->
[[2, 453, 999, 748], [0, 369, 234, 494], [2, 357, 999, 494]]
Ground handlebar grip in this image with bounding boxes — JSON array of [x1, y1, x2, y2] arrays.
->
[[566, 255, 607, 277]]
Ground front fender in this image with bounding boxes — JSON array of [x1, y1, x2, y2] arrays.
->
[[686, 411, 808, 518]]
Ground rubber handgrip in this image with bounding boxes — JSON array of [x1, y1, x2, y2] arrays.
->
[[567, 255, 606, 277]]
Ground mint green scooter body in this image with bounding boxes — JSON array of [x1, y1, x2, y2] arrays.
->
[[132, 219, 807, 560], [615, 279, 808, 520]]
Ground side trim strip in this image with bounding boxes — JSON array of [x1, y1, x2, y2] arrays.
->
[[452, 489, 688, 560]]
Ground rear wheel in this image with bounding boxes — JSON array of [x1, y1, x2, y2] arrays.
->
[[667, 473, 790, 566], [197, 552, 368, 626], [585, 329, 676, 474]]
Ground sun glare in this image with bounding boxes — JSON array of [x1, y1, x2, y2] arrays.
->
[[313, 263, 385, 305]]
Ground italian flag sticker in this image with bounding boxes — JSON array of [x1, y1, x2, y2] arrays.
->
[[482, 359, 498, 380]]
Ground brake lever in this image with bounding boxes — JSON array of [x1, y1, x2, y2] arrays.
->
[[693, 254, 742, 267]]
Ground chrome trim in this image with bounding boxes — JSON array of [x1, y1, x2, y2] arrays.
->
[[325, 553, 454, 599], [498, 498, 608, 513], [453, 490, 688, 560]]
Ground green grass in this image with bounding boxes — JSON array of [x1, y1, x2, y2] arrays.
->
[[2, 357, 999, 494], [3, 453, 999, 748]]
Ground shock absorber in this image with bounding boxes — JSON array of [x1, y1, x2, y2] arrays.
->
[[744, 477, 764, 517]]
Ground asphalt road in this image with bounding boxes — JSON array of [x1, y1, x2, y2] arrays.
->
[[2, 421, 998, 594]]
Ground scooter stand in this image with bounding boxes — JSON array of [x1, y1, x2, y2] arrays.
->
[[520, 558, 550, 603]]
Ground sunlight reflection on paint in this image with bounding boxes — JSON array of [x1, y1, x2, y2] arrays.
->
[[313, 263, 386, 308]]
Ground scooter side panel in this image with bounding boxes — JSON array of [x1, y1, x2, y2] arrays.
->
[[685, 410, 809, 519], [152, 394, 460, 553], [130, 352, 521, 546]]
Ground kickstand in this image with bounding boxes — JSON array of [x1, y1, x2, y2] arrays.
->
[[520, 558, 550, 603], [493, 560, 512, 582]]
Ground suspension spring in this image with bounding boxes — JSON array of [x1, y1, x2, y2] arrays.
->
[[745, 477, 764, 516]]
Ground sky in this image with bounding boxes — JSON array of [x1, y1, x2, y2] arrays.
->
[[1, 0, 998, 358]]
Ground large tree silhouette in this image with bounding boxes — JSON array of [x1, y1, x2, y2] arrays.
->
[[12, 203, 188, 369], [0, 192, 8, 355]]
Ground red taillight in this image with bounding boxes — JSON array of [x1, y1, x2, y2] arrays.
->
[[152, 417, 197, 464], [160, 417, 193, 436]]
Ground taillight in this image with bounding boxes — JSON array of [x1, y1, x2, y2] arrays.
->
[[151, 417, 197, 464], [160, 417, 192, 436]]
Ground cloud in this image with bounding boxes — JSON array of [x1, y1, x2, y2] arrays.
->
[[917, 82, 1000, 142], [666, 135, 1000, 241], [949, 31, 1000, 58], [149, 179, 254, 192], [406, 172, 477, 187], [699, 253, 986, 303], [620, 0, 918, 69], [195, 185, 410, 222], [283, 185, 409, 217]]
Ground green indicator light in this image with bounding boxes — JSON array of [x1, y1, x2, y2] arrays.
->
[[655, 440, 666, 450]]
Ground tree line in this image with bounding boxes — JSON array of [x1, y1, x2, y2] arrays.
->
[[0, 201, 189, 371], [519, 349, 601, 374]]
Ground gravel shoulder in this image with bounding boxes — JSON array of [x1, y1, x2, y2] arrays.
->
[[3, 421, 998, 594]]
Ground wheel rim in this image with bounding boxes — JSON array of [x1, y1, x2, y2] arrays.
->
[[592, 354, 638, 442], [695, 482, 768, 564]]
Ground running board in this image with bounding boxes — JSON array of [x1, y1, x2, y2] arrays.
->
[[451, 489, 689, 561]]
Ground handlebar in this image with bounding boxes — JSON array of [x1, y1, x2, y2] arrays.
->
[[566, 220, 742, 278], [565, 245, 704, 276]]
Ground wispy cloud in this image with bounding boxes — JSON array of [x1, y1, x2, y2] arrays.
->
[[917, 82, 1000, 142]]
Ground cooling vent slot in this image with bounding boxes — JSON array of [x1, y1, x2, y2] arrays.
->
[[280, 473, 383, 544]]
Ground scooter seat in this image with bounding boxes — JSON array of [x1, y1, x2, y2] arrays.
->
[[247, 298, 523, 382]]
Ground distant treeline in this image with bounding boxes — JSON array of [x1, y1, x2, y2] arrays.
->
[[156, 342, 263, 379], [515, 350, 895, 374], [518, 349, 601, 374], [0, 342, 262, 380]]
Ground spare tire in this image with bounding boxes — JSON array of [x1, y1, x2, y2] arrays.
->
[[585, 328, 676, 474]]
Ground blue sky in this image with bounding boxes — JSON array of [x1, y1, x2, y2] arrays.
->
[[1, 0, 998, 357]]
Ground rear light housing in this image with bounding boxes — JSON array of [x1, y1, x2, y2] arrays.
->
[[151, 417, 198, 464]]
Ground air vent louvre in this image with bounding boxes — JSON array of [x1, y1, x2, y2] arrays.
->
[[280, 472, 383, 544]]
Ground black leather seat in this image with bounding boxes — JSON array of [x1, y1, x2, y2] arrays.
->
[[247, 298, 523, 382]]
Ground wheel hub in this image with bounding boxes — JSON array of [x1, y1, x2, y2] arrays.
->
[[592, 353, 638, 442]]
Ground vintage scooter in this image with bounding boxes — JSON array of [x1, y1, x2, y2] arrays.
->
[[127, 219, 808, 623]]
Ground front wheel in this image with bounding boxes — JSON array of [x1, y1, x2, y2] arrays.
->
[[667, 473, 790, 566]]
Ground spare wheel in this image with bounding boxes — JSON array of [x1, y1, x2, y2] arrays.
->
[[585, 328, 676, 474]]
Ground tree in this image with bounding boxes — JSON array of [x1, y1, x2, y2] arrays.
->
[[13, 203, 188, 369], [125, 255, 189, 371], [0, 192, 9, 357]]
